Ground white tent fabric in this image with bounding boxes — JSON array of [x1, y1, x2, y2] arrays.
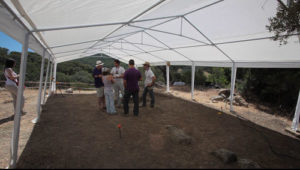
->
[[0, 2, 51, 60], [1, 0, 300, 168], [1, 0, 299, 67]]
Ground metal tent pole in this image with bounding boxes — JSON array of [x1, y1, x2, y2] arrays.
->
[[128, 24, 209, 45], [32, 50, 46, 124], [291, 90, 300, 131], [182, 17, 235, 63], [191, 62, 195, 99], [53, 62, 57, 92], [143, 31, 193, 62], [48, 62, 53, 94], [121, 39, 167, 61], [230, 63, 237, 112], [166, 62, 170, 92], [31, 0, 223, 33], [42, 59, 50, 104], [9, 32, 29, 169]]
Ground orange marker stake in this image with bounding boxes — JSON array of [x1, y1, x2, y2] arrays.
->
[[118, 124, 122, 139]]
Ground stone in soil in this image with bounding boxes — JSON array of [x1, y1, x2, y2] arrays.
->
[[211, 96, 225, 103], [212, 148, 237, 164], [238, 158, 261, 169], [218, 89, 230, 98], [165, 125, 193, 145]]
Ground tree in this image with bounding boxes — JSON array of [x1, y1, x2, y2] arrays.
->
[[0, 47, 8, 64], [71, 71, 94, 84], [266, 0, 300, 45], [207, 68, 229, 87]]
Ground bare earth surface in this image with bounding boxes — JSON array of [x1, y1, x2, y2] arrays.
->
[[0, 87, 300, 168], [160, 86, 300, 137]]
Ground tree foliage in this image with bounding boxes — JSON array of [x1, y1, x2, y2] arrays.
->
[[266, 0, 300, 45], [0, 47, 124, 85]]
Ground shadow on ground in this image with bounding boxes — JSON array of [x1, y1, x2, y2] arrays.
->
[[0, 113, 27, 126], [16, 93, 300, 168]]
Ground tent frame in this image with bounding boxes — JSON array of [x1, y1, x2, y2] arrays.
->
[[9, 32, 29, 169], [2, 0, 299, 168], [31, 50, 46, 124]]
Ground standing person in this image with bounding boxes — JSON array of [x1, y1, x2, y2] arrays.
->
[[102, 68, 116, 115], [4, 58, 25, 114], [111, 59, 125, 108], [142, 62, 156, 108], [93, 60, 105, 110], [123, 59, 142, 116]]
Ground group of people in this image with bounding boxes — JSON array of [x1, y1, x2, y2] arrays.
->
[[3, 58, 156, 117], [93, 59, 156, 116]]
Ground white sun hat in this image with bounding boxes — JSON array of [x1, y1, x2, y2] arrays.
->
[[95, 60, 104, 67]]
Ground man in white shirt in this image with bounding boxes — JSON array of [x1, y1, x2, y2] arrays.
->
[[111, 59, 125, 107], [142, 62, 156, 108]]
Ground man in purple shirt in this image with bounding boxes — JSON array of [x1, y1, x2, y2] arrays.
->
[[123, 59, 142, 116]]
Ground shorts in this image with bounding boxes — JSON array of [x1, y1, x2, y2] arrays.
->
[[96, 87, 104, 97]]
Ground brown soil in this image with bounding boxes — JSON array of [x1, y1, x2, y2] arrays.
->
[[0, 89, 38, 168], [1, 88, 300, 168], [163, 86, 298, 135]]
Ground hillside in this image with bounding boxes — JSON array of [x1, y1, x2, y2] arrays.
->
[[0, 47, 126, 85]]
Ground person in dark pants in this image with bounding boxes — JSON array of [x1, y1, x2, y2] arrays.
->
[[123, 59, 142, 116], [142, 62, 156, 108]]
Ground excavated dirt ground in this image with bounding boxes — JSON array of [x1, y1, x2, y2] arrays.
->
[[1, 88, 300, 168]]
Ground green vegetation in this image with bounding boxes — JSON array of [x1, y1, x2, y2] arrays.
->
[[0, 47, 126, 88], [150, 65, 300, 118], [267, 0, 300, 45]]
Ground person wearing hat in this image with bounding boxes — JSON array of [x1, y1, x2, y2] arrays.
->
[[142, 61, 156, 108], [110, 59, 125, 108], [93, 60, 105, 110]]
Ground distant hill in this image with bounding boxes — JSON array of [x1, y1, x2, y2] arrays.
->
[[72, 54, 128, 69], [0, 47, 126, 85]]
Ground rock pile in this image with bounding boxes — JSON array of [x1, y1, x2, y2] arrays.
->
[[210, 89, 248, 107]]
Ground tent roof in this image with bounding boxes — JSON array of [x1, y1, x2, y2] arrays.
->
[[0, 0, 299, 68]]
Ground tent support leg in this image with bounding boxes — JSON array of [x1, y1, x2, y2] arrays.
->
[[9, 32, 29, 169], [52, 63, 57, 92], [32, 50, 46, 124], [191, 62, 195, 100], [166, 63, 170, 93], [42, 59, 50, 104], [230, 63, 237, 112], [48, 62, 54, 96], [291, 90, 300, 131]]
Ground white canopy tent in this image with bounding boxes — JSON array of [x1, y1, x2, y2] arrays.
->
[[0, 0, 300, 168]]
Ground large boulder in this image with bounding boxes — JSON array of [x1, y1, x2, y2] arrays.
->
[[65, 88, 73, 94], [211, 96, 225, 103], [218, 89, 231, 98], [165, 125, 193, 145], [173, 82, 185, 86], [212, 149, 237, 164], [234, 95, 249, 107]]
